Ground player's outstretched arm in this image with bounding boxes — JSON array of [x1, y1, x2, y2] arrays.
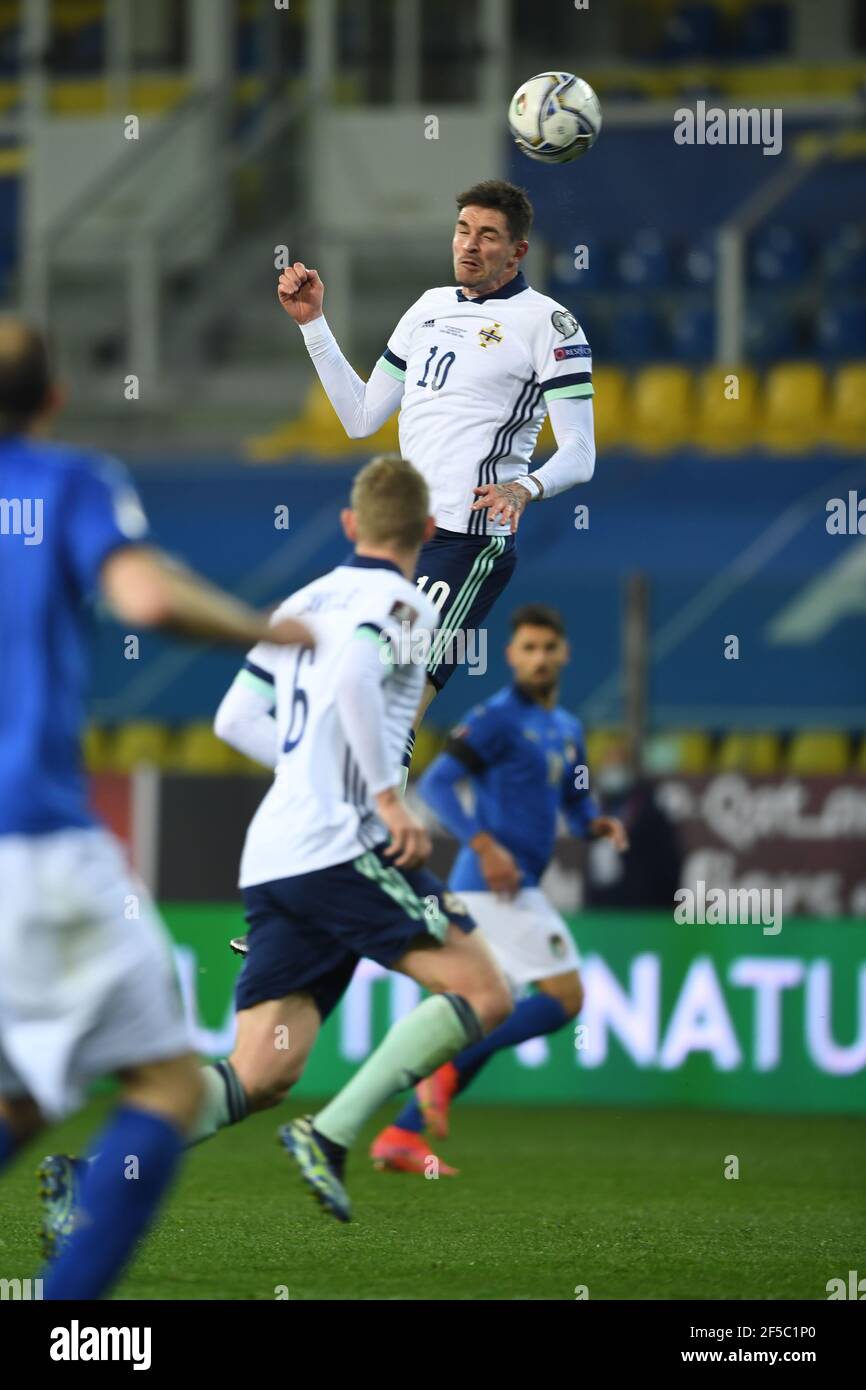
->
[[278, 260, 403, 440], [100, 546, 314, 650]]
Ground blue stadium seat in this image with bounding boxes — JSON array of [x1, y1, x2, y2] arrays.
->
[[816, 302, 866, 360], [744, 304, 798, 362], [608, 308, 667, 364], [749, 225, 810, 287], [549, 238, 612, 292], [661, 4, 722, 60], [822, 225, 866, 289], [738, 1, 791, 58], [682, 231, 718, 287], [670, 306, 715, 364], [617, 229, 672, 290]]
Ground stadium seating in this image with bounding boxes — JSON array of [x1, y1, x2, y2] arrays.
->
[[644, 730, 714, 774], [816, 303, 866, 361], [608, 308, 668, 363], [246, 380, 400, 462], [670, 305, 716, 364], [694, 365, 760, 451], [85, 722, 866, 778], [786, 731, 850, 775], [82, 723, 115, 774], [589, 366, 633, 451], [827, 363, 866, 450], [630, 365, 695, 452], [171, 722, 249, 774], [247, 360, 865, 459], [749, 225, 810, 288], [759, 362, 827, 452], [823, 225, 866, 288], [110, 722, 173, 772], [715, 732, 782, 774]]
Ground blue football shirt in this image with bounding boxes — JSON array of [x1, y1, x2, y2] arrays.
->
[[0, 436, 147, 835], [419, 684, 600, 890]]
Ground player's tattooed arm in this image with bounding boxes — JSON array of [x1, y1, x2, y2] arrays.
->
[[470, 477, 541, 533]]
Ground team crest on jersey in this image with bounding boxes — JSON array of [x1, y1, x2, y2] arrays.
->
[[551, 310, 579, 339], [389, 600, 418, 624], [549, 933, 568, 959], [443, 891, 470, 918], [477, 321, 504, 348]]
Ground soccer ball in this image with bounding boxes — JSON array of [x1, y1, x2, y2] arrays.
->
[[508, 72, 602, 165]]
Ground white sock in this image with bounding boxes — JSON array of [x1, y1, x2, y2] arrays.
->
[[187, 1061, 248, 1146], [314, 993, 481, 1150]]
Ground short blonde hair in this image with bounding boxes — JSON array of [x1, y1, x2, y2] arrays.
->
[[350, 454, 430, 551]]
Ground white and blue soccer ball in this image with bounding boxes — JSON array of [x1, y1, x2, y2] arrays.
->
[[508, 72, 602, 165]]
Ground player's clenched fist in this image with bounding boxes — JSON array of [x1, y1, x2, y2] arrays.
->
[[277, 261, 324, 324]]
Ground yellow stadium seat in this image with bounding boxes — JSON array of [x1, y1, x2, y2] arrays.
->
[[110, 722, 173, 772], [631, 367, 695, 452], [695, 366, 760, 451], [532, 368, 630, 456], [82, 724, 114, 774], [585, 727, 627, 770], [592, 367, 632, 451], [716, 732, 782, 774], [760, 363, 827, 452], [173, 722, 248, 774], [786, 731, 850, 775], [827, 363, 866, 451], [246, 381, 399, 462], [644, 730, 713, 774], [410, 726, 448, 779]]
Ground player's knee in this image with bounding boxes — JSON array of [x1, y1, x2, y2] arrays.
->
[[474, 977, 513, 1033], [538, 974, 584, 1020], [239, 1051, 303, 1112]]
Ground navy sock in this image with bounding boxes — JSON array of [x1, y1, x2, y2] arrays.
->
[[393, 992, 571, 1132], [42, 1105, 185, 1300], [0, 1116, 18, 1172]]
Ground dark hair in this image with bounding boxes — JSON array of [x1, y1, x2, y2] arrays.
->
[[510, 603, 566, 638], [456, 179, 533, 244], [0, 321, 51, 433]]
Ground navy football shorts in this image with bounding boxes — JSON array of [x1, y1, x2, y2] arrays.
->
[[413, 527, 517, 691], [236, 843, 476, 1020]]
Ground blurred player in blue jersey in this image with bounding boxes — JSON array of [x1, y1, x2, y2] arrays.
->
[[0, 319, 313, 1298], [370, 603, 627, 1174]]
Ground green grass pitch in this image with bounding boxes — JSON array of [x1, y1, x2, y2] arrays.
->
[[4, 1102, 864, 1299]]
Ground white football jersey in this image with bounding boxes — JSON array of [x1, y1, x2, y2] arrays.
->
[[376, 270, 593, 535], [237, 557, 439, 888]]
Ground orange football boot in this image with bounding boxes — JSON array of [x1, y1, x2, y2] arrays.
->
[[369, 1126, 458, 1176], [416, 1060, 459, 1139]]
